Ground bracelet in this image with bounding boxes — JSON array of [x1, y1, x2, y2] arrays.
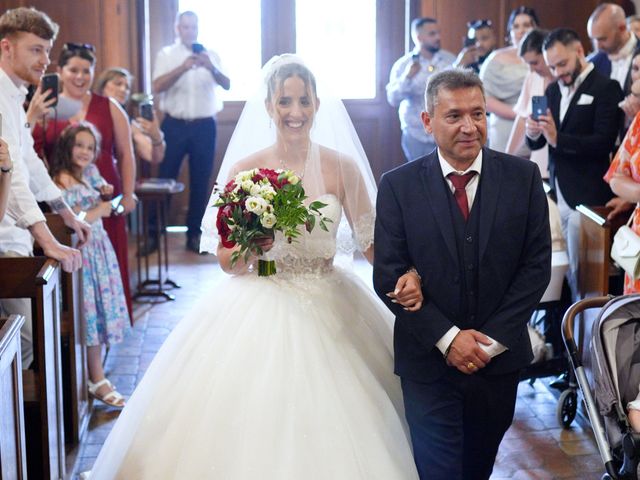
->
[[0, 164, 13, 174], [406, 266, 421, 282], [151, 134, 165, 147]]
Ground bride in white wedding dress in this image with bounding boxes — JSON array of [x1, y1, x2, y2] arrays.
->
[[89, 54, 421, 479]]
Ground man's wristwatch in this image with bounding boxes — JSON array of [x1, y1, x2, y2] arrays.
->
[[0, 163, 13, 174]]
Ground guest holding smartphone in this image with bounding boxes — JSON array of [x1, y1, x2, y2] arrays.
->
[[95, 67, 165, 165], [145, 10, 230, 255], [506, 29, 553, 179], [32, 42, 137, 320]]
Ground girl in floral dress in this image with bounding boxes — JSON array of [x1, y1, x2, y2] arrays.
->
[[52, 122, 129, 408]]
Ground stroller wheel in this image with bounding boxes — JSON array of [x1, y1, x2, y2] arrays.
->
[[557, 389, 578, 428]]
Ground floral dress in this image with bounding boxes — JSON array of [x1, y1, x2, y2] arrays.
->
[[60, 164, 129, 346], [604, 113, 640, 294]]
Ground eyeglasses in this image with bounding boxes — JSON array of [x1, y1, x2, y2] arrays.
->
[[63, 42, 95, 53], [467, 19, 493, 30]]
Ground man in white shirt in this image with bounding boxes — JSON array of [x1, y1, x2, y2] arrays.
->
[[0, 7, 89, 366], [386, 17, 455, 162], [149, 11, 230, 254], [588, 3, 640, 124]]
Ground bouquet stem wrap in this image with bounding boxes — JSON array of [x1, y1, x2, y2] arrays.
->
[[258, 259, 277, 276]]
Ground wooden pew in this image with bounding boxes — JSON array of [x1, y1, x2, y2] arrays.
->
[[41, 213, 89, 445], [576, 205, 628, 298], [0, 257, 65, 480], [0, 314, 27, 480]]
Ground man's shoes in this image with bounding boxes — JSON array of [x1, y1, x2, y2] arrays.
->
[[186, 235, 204, 254], [138, 237, 158, 256]]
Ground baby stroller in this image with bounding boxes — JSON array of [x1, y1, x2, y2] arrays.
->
[[562, 294, 640, 479]]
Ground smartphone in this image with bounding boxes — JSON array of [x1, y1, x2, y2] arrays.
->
[[191, 42, 205, 54], [139, 102, 154, 121], [110, 194, 124, 215], [531, 95, 548, 121], [463, 35, 476, 48], [41, 73, 59, 107]]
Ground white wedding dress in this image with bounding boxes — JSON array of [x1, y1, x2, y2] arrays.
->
[[89, 194, 419, 479]]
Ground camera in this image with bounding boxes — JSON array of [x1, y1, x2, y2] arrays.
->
[[191, 43, 205, 54]]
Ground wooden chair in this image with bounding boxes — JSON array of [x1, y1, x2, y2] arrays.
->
[[577, 205, 629, 298], [0, 258, 65, 480], [0, 314, 27, 480], [41, 213, 90, 445]]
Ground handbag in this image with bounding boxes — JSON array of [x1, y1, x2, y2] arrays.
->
[[611, 210, 640, 280]]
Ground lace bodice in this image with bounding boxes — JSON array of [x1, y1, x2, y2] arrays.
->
[[264, 194, 372, 274]]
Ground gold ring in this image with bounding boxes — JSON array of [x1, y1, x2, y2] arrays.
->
[[467, 362, 476, 370]]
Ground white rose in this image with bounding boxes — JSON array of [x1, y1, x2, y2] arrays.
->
[[250, 183, 262, 196], [245, 196, 268, 215], [241, 179, 254, 192], [235, 170, 253, 183], [260, 212, 277, 229], [259, 184, 276, 200], [288, 174, 300, 185]]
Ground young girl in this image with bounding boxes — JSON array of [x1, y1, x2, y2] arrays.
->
[[52, 122, 129, 408]]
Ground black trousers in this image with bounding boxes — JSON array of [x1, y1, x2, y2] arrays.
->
[[150, 114, 217, 238], [401, 368, 519, 480]]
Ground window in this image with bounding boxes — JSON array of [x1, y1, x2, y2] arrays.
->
[[295, 0, 376, 99], [179, 0, 262, 100]]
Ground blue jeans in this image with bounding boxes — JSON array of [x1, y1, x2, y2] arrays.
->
[[401, 131, 436, 162], [149, 115, 217, 239]]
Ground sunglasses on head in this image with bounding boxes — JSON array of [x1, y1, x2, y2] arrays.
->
[[467, 19, 492, 30], [63, 42, 96, 53]]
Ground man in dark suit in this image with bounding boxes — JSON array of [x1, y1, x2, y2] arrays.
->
[[373, 69, 551, 480], [526, 28, 623, 300]]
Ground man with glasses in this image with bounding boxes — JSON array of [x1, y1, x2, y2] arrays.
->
[[387, 17, 456, 162], [454, 19, 497, 73], [0, 7, 88, 367]]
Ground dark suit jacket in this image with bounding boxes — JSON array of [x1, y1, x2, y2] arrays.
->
[[373, 148, 551, 384], [526, 68, 623, 209]]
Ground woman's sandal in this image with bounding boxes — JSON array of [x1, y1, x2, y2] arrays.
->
[[88, 378, 126, 408]]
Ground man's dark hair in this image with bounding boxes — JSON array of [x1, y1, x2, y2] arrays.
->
[[519, 29, 549, 56], [411, 17, 437, 35], [0, 7, 59, 42], [543, 28, 581, 51], [425, 68, 485, 115]]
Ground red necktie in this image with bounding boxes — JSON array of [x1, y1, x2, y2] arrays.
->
[[448, 172, 476, 220]]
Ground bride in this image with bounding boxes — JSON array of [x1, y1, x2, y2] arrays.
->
[[89, 54, 421, 479]]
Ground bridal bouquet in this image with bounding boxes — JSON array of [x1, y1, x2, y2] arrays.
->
[[214, 168, 330, 276]]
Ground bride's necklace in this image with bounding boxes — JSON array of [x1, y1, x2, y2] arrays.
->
[[278, 145, 309, 179]]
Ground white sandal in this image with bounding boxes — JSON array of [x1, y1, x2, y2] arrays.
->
[[88, 378, 125, 408]]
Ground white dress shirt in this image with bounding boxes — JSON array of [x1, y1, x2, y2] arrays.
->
[[152, 41, 225, 120], [0, 67, 62, 256], [558, 62, 594, 122], [609, 34, 637, 89], [435, 149, 507, 359]]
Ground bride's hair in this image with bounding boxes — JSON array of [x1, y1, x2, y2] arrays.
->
[[266, 62, 317, 103]]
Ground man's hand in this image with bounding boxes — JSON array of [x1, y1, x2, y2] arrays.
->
[[26, 83, 56, 128], [536, 109, 558, 148], [29, 221, 82, 272], [446, 329, 492, 375], [181, 55, 199, 71], [120, 194, 137, 215], [58, 206, 91, 248], [386, 269, 423, 311], [606, 195, 634, 221], [453, 46, 478, 68], [525, 116, 543, 140], [405, 60, 421, 80], [0, 138, 12, 170]]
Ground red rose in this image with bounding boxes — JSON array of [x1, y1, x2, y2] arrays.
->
[[224, 180, 236, 193], [216, 205, 236, 248]]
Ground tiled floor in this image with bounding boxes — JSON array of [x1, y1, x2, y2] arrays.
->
[[69, 233, 604, 479]]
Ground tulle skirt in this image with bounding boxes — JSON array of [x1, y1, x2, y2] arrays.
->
[[89, 266, 418, 479]]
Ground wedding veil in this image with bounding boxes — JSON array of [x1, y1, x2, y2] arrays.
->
[[200, 54, 377, 257]]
